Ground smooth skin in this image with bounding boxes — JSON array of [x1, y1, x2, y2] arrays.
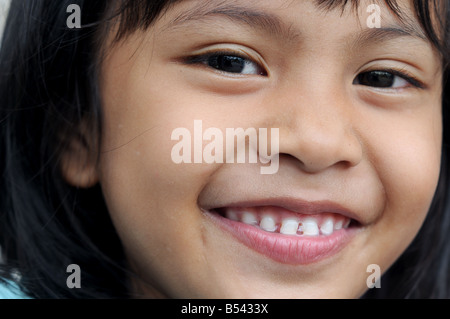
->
[[63, 0, 443, 298]]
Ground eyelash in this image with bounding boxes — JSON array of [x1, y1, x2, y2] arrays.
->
[[184, 51, 425, 89], [185, 50, 247, 64], [184, 50, 267, 75], [361, 68, 426, 89]]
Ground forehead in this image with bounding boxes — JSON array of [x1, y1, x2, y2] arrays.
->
[[160, 0, 420, 27], [155, 0, 429, 48], [114, 0, 426, 37]]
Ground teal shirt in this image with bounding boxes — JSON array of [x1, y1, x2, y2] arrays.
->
[[0, 281, 30, 299]]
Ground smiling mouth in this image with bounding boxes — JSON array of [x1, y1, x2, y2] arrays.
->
[[204, 201, 362, 265]]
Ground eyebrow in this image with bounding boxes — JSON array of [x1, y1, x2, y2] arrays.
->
[[352, 25, 428, 46], [165, 3, 300, 41], [165, 2, 429, 46]]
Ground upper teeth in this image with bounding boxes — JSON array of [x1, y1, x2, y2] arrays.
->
[[319, 218, 334, 236], [260, 215, 277, 232], [302, 218, 320, 236], [242, 211, 258, 225], [224, 208, 351, 237], [280, 218, 300, 235]]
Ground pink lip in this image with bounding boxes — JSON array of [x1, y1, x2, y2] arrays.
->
[[203, 199, 361, 265]]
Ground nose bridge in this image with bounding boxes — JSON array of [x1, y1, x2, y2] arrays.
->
[[274, 79, 363, 173], [301, 88, 349, 144]]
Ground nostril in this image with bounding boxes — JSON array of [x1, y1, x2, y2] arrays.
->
[[275, 121, 363, 173]]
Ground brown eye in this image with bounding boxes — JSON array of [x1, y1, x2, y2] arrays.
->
[[354, 71, 396, 88], [187, 52, 267, 76], [353, 70, 416, 89], [208, 55, 247, 73]]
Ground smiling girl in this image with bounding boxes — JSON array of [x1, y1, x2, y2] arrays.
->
[[0, 0, 449, 298]]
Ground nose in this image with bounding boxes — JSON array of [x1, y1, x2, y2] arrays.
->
[[272, 86, 363, 174]]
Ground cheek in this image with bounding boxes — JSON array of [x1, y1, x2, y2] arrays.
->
[[98, 117, 211, 297], [383, 121, 441, 217], [364, 108, 442, 269], [98, 55, 230, 296]]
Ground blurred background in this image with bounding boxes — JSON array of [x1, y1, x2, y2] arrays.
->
[[0, 0, 9, 263], [0, 0, 10, 43]]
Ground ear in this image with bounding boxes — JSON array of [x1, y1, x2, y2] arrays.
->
[[60, 123, 99, 188]]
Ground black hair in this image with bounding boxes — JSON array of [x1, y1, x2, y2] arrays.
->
[[0, 0, 449, 299]]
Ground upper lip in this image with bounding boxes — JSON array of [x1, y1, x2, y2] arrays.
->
[[203, 197, 363, 224]]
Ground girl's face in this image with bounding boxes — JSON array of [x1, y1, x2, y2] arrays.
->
[[95, 0, 443, 298]]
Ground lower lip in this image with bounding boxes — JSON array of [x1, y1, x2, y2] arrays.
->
[[205, 210, 358, 265]]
